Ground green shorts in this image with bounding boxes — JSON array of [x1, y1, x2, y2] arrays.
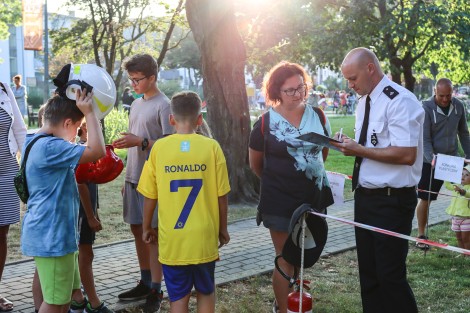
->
[[35, 252, 80, 305]]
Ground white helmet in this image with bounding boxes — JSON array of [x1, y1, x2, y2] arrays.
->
[[61, 64, 117, 120]]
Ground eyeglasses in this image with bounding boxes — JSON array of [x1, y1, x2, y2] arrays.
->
[[281, 84, 307, 97], [128, 76, 148, 86]]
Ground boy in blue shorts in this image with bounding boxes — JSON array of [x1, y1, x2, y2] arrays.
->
[[138, 91, 230, 313], [21, 90, 106, 313]]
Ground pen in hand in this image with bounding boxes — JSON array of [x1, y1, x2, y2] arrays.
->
[[338, 128, 343, 142]]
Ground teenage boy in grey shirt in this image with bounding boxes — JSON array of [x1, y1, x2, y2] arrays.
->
[[113, 54, 173, 312]]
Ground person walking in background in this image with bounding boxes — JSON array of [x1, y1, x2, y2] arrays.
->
[[347, 91, 357, 114], [444, 165, 470, 252], [249, 61, 334, 313], [0, 81, 27, 312], [340, 90, 348, 114], [332, 47, 424, 313], [112, 54, 173, 312], [140, 91, 230, 313], [415, 78, 470, 250], [12, 75, 27, 117], [121, 87, 135, 114], [333, 90, 340, 113]]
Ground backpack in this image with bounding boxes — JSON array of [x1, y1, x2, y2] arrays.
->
[[14, 134, 49, 203]]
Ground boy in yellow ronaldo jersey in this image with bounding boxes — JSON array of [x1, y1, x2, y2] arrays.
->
[[138, 91, 230, 313]]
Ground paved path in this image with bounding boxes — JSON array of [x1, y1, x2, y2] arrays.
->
[[2, 196, 451, 312]]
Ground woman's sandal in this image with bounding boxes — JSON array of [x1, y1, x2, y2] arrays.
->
[[415, 235, 430, 251], [0, 297, 13, 312]]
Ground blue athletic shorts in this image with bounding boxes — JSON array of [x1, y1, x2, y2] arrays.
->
[[162, 261, 215, 302]]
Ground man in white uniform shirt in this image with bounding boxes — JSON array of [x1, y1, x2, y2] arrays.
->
[[332, 47, 424, 313]]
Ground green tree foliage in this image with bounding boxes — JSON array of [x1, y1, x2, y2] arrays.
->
[[104, 108, 128, 144], [239, 0, 470, 90], [50, 0, 185, 88], [0, 0, 21, 40], [236, 0, 314, 87], [306, 0, 470, 90], [164, 31, 202, 89]]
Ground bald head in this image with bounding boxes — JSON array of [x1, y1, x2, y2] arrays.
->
[[435, 78, 452, 89], [434, 78, 453, 107], [341, 47, 384, 96], [342, 48, 382, 73]]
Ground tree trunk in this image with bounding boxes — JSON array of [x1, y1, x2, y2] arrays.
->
[[402, 56, 416, 92], [186, 0, 259, 203]]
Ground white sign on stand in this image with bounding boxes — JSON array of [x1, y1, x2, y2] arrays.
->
[[327, 172, 345, 205], [434, 154, 464, 184]]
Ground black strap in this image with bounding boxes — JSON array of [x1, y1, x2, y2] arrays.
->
[[312, 106, 329, 136], [261, 112, 270, 170], [19, 134, 50, 171], [352, 95, 371, 191], [274, 255, 299, 288], [0, 82, 6, 94]]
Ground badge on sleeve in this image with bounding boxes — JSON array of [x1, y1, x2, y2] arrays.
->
[[383, 86, 399, 99]]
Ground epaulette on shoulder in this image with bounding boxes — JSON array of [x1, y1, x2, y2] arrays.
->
[[383, 86, 399, 99]]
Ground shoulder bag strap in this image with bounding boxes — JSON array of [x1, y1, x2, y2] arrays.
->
[[313, 107, 329, 136], [20, 134, 50, 170], [261, 112, 269, 169]]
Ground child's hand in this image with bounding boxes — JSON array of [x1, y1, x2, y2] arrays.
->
[[88, 216, 102, 232], [76, 88, 94, 115], [453, 185, 465, 196], [143, 228, 158, 244], [112, 132, 140, 149], [218, 229, 230, 248]]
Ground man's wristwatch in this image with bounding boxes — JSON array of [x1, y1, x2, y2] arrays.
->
[[141, 138, 149, 151]]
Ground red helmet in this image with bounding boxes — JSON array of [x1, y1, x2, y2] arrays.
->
[[75, 145, 124, 184]]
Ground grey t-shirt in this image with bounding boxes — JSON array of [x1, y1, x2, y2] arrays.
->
[[125, 92, 173, 183]]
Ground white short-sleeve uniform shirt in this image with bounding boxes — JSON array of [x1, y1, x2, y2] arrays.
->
[[355, 76, 425, 188]]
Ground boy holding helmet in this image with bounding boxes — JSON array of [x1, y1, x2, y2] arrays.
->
[[21, 89, 106, 313]]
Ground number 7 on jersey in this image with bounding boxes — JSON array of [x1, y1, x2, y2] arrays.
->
[[170, 179, 203, 229]]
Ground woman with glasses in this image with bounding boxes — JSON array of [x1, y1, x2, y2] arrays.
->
[[248, 61, 334, 313]]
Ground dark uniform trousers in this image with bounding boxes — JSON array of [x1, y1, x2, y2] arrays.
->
[[354, 187, 418, 313]]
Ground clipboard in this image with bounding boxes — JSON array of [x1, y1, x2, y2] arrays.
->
[[296, 132, 341, 151]]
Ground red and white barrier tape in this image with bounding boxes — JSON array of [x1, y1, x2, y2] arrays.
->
[[416, 188, 470, 200], [326, 171, 469, 200], [309, 211, 470, 256]]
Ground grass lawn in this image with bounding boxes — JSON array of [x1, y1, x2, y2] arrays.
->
[[325, 115, 355, 199], [121, 222, 470, 313]]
